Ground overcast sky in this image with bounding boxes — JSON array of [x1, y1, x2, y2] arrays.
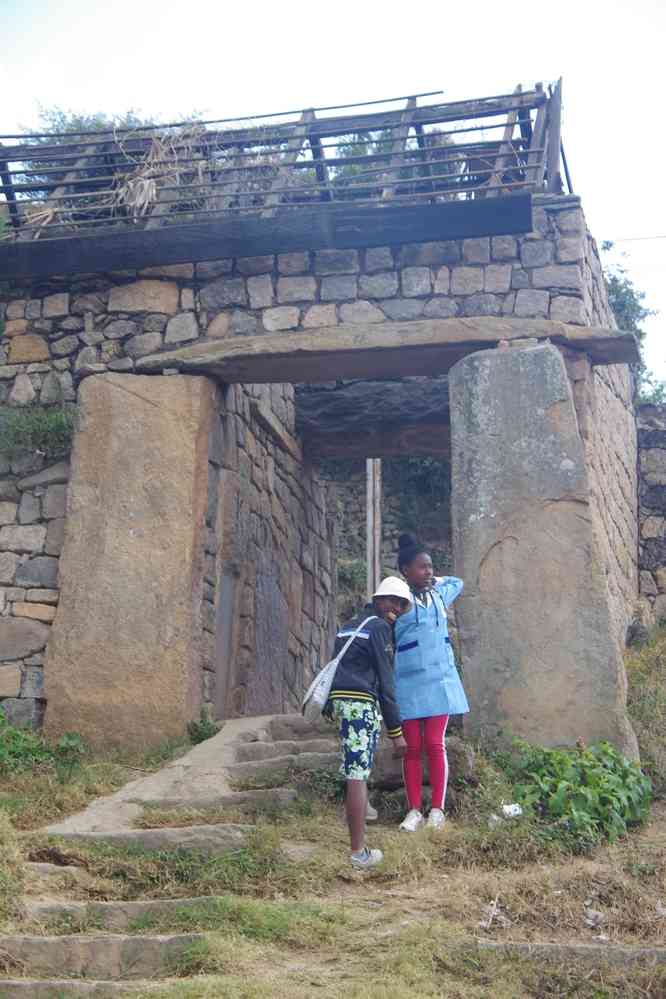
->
[[2, 0, 664, 379]]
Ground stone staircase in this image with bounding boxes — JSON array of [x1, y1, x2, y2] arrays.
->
[[0, 713, 475, 995]]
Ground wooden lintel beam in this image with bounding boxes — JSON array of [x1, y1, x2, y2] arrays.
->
[[135, 316, 640, 384], [304, 424, 451, 460], [0, 194, 533, 279]]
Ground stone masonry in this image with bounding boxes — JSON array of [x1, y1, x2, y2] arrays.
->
[[0, 196, 617, 410], [0, 454, 68, 729], [637, 404, 666, 627], [0, 191, 642, 748]]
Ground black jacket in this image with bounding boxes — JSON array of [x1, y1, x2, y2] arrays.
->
[[328, 605, 403, 737]]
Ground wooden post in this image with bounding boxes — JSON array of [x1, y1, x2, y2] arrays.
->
[[366, 458, 382, 598], [546, 78, 563, 194]]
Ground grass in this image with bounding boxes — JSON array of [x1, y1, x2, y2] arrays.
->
[[126, 894, 344, 944], [0, 812, 23, 924], [120, 926, 666, 998], [0, 404, 75, 459], [0, 734, 192, 832], [626, 625, 666, 796]]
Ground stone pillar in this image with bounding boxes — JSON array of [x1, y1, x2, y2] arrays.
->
[[449, 343, 638, 758], [43, 373, 215, 750]]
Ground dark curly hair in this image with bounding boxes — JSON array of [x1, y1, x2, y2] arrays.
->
[[397, 532, 429, 572]]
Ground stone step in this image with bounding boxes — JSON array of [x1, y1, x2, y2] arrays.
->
[[0, 932, 204, 980], [267, 714, 331, 742], [226, 751, 340, 781], [132, 787, 297, 811], [234, 737, 339, 763], [49, 822, 253, 854], [0, 981, 146, 997], [22, 895, 229, 933]]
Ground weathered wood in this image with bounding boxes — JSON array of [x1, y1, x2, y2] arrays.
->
[[546, 79, 563, 194], [0, 158, 20, 229], [381, 97, 416, 200], [0, 92, 546, 162], [17, 146, 101, 242], [487, 85, 521, 196], [295, 376, 450, 437], [525, 103, 547, 188], [0, 194, 533, 278], [366, 458, 382, 597], [136, 317, 639, 384], [305, 424, 451, 460]]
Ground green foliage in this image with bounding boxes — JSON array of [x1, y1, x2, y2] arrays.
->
[[602, 241, 664, 404], [186, 711, 220, 745], [499, 740, 652, 850], [0, 712, 86, 783], [0, 405, 75, 458]]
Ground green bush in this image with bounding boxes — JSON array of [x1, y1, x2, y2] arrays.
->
[[0, 712, 86, 782], [0, 405, 75, 458], [500, 740, 652, 850]]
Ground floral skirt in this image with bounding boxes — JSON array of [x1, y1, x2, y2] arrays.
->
[[332, 699, 382, 781]]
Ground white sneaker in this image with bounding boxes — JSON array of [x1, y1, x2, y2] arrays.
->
[[365, 802, 378, 822], [351, 847, 384, 870], [426, 808, 446, 830], [399, 809, 424, 832]]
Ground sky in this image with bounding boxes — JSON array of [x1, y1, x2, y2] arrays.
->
[[1, 0, 665, 379]]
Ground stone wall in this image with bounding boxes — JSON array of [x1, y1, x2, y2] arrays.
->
[[208, 381, 336, 718], [637, 405, 666, 625], [0, 455, 68, 728], [320, 459, 453, 576], [0, 190, 640, 737], [0, 195, 620, 406]]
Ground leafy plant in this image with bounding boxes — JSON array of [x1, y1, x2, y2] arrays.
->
[[187, 711, 220, 745], [0, 405, 76, 458], [500, 739, 652, 850], [602, 241, 663, 404], [0, 711, 86, 783]]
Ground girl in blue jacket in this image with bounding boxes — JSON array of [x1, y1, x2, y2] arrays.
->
[[393, 533, 469, 832]]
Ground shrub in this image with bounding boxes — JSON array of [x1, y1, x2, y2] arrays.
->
[[0, 712, 86, 782], [500, 739, 652, 851], [0, 405, 75, 459]]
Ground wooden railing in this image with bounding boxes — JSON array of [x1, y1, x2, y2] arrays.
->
[[0, 82, 567, 244]]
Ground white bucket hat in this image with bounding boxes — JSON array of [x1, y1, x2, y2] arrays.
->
[[373, 576, 413, 606]]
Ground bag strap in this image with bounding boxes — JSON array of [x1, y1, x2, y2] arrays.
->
[[334, 615, 377, 665]]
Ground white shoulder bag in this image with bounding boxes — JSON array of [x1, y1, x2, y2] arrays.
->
[[301, 616, 377, 720]]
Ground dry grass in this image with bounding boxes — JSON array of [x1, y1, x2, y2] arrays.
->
[[626, 626, 666, 796], [0, 739, 192, 831], [0, 812, 24, 924]]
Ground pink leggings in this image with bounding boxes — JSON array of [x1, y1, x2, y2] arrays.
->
[[402, 715, 449, 811]]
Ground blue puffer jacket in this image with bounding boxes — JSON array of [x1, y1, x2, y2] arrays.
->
[[393, 576, 469, 720]]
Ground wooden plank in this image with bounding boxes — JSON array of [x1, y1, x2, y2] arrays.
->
[[381, 96, 416, 200], [366, 458, 382, 598], [262, 110, 314, 214], [486, 86, 521, 196], [135, 317, 640, 383], [0, 193, 533, 279], [17, 146, 101, 241], [546, 79, 563, 194], [305, 423, 451, 460], [0, 92, 547, 162], [525, 103, 547, 188]]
